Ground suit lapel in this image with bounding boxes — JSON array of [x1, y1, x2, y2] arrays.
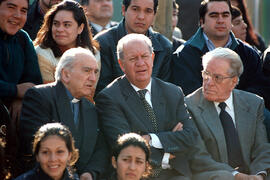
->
[[233, 90, 251, 164], [119, 76, 155, 132], [55, 81, 76, 133], [198, 93, 228, 162], [151, 79, 166, 130]]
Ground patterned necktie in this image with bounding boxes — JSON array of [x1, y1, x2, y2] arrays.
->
[[218, 102, 245, 170], [138, 89, 158, 133]]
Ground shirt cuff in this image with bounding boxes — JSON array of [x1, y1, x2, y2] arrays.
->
[[161, 153, 171, 169], [232, 171, 239, 176], [149, 133, 163, 149]]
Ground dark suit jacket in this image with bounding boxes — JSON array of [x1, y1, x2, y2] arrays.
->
[[96, 76, 233, 178], [91, 21, 118, 37], [186, 88, 270, 175], [94, 19, 172, 94], [19, 81, 108, 178]]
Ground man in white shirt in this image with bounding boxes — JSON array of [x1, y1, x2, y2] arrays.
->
[[96, 34, 235, 180], [186, 47, 270, 180]]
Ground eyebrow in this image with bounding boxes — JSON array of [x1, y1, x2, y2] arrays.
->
[[6, 2, 28, 11], [208, 11, 230, 16]]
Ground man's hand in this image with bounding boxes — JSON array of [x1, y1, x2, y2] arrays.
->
[[16, 82, 35, 98], [9, 98, 22, 127], [172, 122, 183, 132], [80, 172, 93, 180], [235, 173, 264, 180]]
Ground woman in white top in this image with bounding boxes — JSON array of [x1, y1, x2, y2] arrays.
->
[[34, 0, 100, 102]]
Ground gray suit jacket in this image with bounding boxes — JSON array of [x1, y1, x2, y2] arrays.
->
[[19, 81, 108, 178], [185, 88, 270, 175], [96, 76, 233, 177]]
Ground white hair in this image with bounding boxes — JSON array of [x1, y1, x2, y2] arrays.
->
[[202, 47, 243, 77], [117, 33, 153, 61], [55, 47, 96, 81]]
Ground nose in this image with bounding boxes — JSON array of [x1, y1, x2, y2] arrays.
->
[[49, 153, 57, 162], [128, 161, 136, 170], [88, 71, 97, 82], [204, 75, 215, 86], [136, 56, 145, 66], [242, 21, 247, 29], [13, 9, 22, 18], [137, 11, 145, 20], [216, 15, 224, 23], [56, 25, 64, 32]]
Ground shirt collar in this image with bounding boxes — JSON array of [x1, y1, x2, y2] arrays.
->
[[91, 22, 111, 32], [214, 92, 234, 111], [130, 79, 152, 94], [203, 32, 232, 51], [65, 88, 80, 103]]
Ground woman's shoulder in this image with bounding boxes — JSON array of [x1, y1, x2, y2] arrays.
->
[[14, 169, 38, 180]]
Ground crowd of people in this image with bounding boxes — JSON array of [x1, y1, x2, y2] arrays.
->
[[1, 0, 270, 179]]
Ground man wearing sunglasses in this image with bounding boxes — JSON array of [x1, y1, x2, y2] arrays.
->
[[186, 47, 270, 180]]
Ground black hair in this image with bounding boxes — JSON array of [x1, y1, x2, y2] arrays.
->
[[122, 0, 158, 14], [199, 0, 232, 24]]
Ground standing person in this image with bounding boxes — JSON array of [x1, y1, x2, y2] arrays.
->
[[15, 123, 79, 180], [81, 0, 118, 37], [231, 0, 266, 53], [110, 133, 151, 180], [171, 0, 270, 106], [94, 0, 172, 94], [34, 0, 100, 102], [96, 33, 235, 180], [19, 47, 108, 180], [0, 0, 42, 138], [186, 48, 270, 180], [23, 0, 63, 40]]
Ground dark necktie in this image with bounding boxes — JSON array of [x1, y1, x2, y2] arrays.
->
[[219, 102, 245, 170], [138, 89, 158, 133], [71, 98, 79, 128]]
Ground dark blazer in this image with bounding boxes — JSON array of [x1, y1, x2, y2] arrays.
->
[[171, 28, 270, 100], [185, 88, 270, 175], [19, 81, 108, 179], [94, 19, 172, 94], [96, 76, 234, 178], [91, 21, 118, 37]]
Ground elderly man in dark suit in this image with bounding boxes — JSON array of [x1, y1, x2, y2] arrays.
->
[[186, 47, 270, 180], [19, 47, 108, 180], [96, 34, 235, 180]]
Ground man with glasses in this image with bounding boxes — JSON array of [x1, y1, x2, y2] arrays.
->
[[171, 0, 270, 103], [186, 47, 270, 180]]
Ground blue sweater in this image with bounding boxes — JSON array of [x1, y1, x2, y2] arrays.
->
[[0, 29, 42, 98]]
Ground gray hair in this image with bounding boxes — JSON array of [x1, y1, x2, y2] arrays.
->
[[117, 33, 153, 61], [202, 47, 243, 77], [55, 47, 95, 81]]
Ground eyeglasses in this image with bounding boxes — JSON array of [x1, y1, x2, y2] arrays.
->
[[201, 70, 235, 84]]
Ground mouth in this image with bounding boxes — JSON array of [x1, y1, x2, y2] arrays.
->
[[135, 23, 145, 28], [48, 164, 60, 170], [215, 27, 226, 31], [8, 20, 20, 27]]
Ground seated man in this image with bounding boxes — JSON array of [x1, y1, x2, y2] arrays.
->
[[19, 47, 108, 180], [96, 33, 235, 180], [0, 0, 42, 130], [186, 48, 270, 180], [94, 0, 172, 94]]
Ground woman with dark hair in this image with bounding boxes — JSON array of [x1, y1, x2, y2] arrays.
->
[[34, 0, 100, 101], [231, 6, 247, 42], [110, 133, 151, 180], [15, 123, 79, 180], [231, 0, 266, 52]]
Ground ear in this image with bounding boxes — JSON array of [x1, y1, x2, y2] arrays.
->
[[152, 52, 155, 61], [78, 23, 84, 35], [36, 155, 40, 162], [112, 156, 117, 169], [231, 76, 238, 88], [121, 5, 126, 16], [199, 18, 204, 28], [118, 59, 125, 72], [61, 68, 71, 83]]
